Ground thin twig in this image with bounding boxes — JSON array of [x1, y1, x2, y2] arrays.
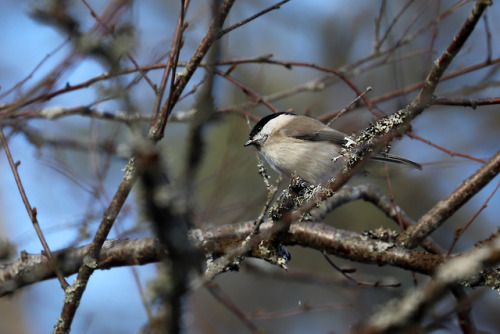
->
[[322, 252, 400, 288], [81, 0, 156, 91], [151, 1, 190, 120], [408, 132, 486, 164], [383, 163, 405, 232], [221, 0, 290, 35], [374, 0, 415, 52], [0, 128, 69, 290], [213, 67, 279, 113], [326, 86, 372, 126], [253, 174, 281, 233], [205, 282, 262, 333], [482, 11, 492, 63], [446, 178, 500, 256]]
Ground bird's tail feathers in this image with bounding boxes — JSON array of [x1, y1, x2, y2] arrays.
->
[[372, 153, 422, 170]]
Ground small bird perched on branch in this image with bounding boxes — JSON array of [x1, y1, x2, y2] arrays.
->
[[245, 112, 421, 185]]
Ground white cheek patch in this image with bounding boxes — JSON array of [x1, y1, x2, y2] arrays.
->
[[260, 118, 277, 137], [262, 114, 296, 137]]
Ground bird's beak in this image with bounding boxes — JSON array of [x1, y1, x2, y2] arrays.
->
[[244, 139, 254, 147]]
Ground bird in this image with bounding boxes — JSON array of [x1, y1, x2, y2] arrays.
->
[[244, 112, 421, 185]]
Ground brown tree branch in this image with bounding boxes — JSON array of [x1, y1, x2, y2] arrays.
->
[[2, 221, 500, 298], [149, 0, 236, 141], [356, 233, 500, 334], [397, 150, 500, 248], [0, 129, 69, 290]]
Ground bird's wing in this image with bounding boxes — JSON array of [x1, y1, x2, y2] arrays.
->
[[279, 116, 422, 170], [281, 116, 349, 145]]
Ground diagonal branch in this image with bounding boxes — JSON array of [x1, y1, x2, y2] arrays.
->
[[54, 2, 238, 333], [0, 129, 68, 290], [149, 0, 236, 141], [357, 233, 500, 334], [262, 0, 493, 258], [397, 150, 500, 248]]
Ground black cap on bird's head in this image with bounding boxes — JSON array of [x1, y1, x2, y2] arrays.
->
[[244, 112, 295, 147]]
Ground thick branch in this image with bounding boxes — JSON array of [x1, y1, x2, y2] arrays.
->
[[357, 234, 500, 334], [0, 221, 493, 297], [415, 0, 492, 106], [397, 150, 500, 248]]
